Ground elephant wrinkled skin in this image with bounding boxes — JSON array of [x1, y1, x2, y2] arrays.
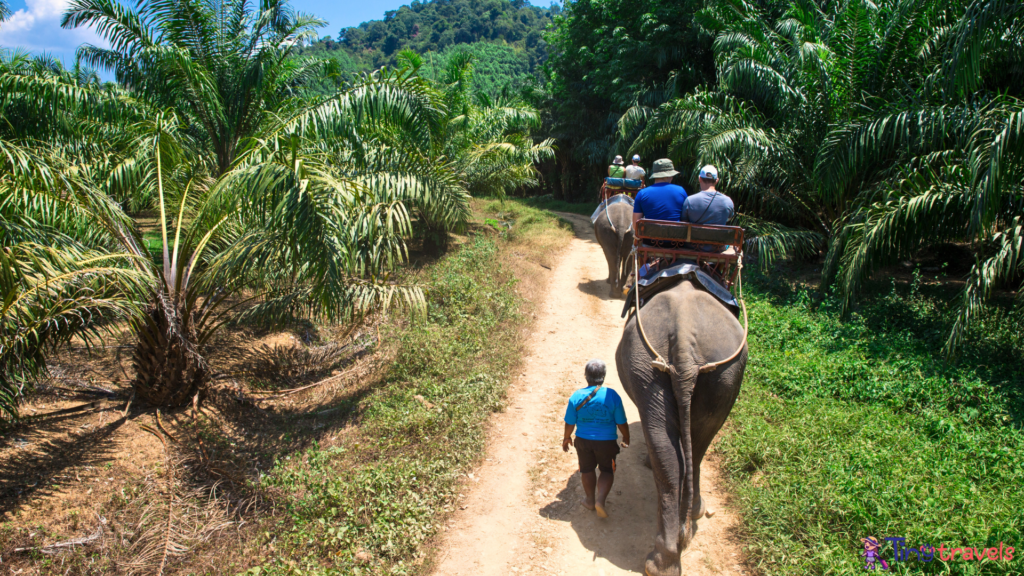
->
[[593, 197, 634, 298], [615, 281, 747, 576]]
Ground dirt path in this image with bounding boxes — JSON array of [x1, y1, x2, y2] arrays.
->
[[432, 213, 750, 576]]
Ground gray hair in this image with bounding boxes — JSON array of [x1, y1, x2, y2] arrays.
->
[[584, 359, 606, 385]]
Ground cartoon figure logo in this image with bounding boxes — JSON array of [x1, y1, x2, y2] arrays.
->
[[862, 537, 890, 571]]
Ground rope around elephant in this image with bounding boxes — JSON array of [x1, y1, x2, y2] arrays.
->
[[628, 250, 749, 376]]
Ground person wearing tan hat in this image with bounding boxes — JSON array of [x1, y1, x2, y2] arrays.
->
[[607, 155, 626, 178], [631, 158, 688, 228], [603, 155, 627, 196]]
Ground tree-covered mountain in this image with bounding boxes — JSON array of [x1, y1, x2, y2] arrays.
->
[[301, 0, 559, 78]]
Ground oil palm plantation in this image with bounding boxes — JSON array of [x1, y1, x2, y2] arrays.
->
[[4, 0, 553, 416], [621, 0, 1023, 352]]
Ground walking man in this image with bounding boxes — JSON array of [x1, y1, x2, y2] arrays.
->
[[562, 359, 630, 518]]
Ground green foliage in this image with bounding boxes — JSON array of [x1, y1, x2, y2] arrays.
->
[[615, 0, 1024, 352], [249, 202, 566, 574], [313, 0, 556, 73], [717, 271, 1024, 574], [538, 0, 717, 199], [62, 0, 332, 175], [419, 42, 532, 97]]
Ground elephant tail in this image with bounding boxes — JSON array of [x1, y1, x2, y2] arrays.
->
[[618, 227, 633, 288], [674, 368, 696, 551]]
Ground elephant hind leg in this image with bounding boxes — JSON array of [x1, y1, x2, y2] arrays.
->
[[637, 384, 684, 576]]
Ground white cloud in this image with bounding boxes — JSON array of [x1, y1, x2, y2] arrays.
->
[[0, 0, 106, 62]]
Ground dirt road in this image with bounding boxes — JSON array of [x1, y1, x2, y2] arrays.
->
[[432, 213, 749, 576]]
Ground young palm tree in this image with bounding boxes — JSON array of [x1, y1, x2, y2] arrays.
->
[[81, 110, 421, 408]]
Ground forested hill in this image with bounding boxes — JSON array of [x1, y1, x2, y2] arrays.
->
[[301, 0, 558, 77]]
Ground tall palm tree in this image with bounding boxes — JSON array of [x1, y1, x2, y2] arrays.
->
[[62, 0, 331, 174]]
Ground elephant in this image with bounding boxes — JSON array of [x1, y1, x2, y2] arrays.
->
[[593, 196, 635, 298], [615, 280, 747, 576]]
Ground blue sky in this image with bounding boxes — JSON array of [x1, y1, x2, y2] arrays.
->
[[0, 0, 560, 69]]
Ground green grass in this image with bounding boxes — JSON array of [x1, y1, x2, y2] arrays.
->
[[718, 269, 1024, 575], [240, 200, 570, 575]]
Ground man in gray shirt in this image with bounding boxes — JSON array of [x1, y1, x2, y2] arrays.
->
[[681, 165, 735, 252]]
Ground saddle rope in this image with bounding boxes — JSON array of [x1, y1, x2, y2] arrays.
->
[[630, 250, 749, 375], [602, 194, 634, 235]]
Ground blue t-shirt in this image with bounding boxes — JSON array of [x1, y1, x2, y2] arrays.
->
[[634, 183, 688, 222], [564, 386, 628, 441]]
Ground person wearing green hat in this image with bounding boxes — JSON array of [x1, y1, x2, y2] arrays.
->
[[631, 158, 688, 229]]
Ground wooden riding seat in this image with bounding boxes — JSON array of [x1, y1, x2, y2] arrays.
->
[[633, 219, 744, 289]]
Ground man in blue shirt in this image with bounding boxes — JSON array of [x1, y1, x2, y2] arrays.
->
[[562, 359, 630, 518], [632, 158, 688, 227]]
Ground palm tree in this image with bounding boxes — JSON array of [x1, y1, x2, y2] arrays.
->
[[62, 0, 331, 175], [621, 0, 1024, 353], [118, 112, 423, 406], [4, 1, 553, 415], [373, 51, 553, 251]]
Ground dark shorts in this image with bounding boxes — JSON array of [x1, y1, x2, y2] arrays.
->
[[574, 437, 620, 473]]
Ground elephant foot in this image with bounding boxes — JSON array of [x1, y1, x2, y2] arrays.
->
[[693, 495, 706, 519], [679, 517, 696, 551], [644, 550, 680, 576]]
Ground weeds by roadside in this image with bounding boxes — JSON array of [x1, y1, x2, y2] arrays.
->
[[717, 268, 1024, 575], [239, 200, 572, 575], [0, 200, 570, 575]]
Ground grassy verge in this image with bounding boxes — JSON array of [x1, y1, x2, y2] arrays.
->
[[718, 270, 1024, 575], [242, 199, 571, 575]]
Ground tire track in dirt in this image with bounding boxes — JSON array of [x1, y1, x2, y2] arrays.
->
[[432, 213, 751, 576]]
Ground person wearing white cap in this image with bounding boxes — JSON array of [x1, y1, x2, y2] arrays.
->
[[624, 154, 646, 181], [681, 164, 735, 252]]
